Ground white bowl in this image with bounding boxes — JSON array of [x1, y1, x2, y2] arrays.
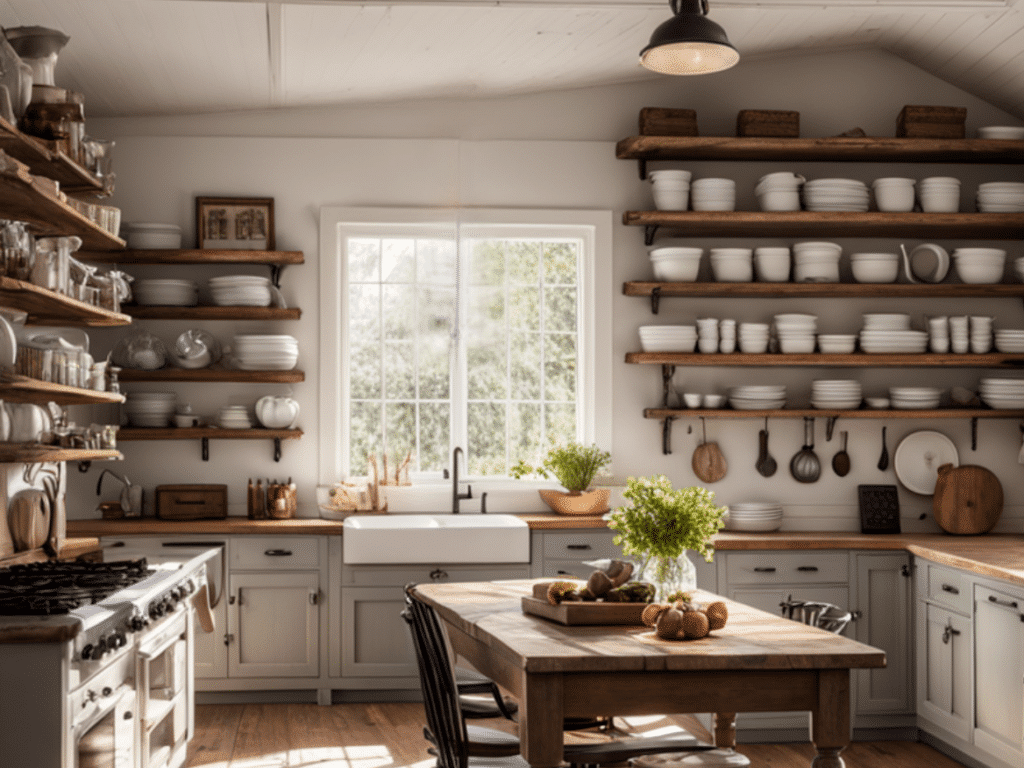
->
[[652, 257, 699, 282], [979, 126, 1024, 140], [649, 170, 692, 183], [123, 223, 183, 249], [711, 259, 752, 282], [955, 260, 1004, 284], [779, 337, 815, 354], [852, 258, 899, 283], [653, 187, 689, 211], [757, 190, 801, 211]]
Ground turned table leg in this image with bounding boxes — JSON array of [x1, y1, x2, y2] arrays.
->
[[713, 712, 737, 749], [810, 669, 850, 768]]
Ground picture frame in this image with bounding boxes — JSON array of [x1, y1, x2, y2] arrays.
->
[[195, 196, 275, 251]]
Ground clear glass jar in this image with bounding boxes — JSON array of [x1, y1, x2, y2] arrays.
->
[[640, 553, 697, 602]]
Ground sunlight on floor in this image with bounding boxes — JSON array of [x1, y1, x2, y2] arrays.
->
[[188, 746, 436, 768]]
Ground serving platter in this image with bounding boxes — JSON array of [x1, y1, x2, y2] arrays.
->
[[520, 596, 646, 625]]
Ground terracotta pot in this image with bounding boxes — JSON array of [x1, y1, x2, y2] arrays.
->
[[538, 488, 610, 516]]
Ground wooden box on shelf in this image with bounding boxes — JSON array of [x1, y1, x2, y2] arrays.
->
[[737, 110, 799, 137], [896, 105, 966, 139], [639, 107, 698, 136]]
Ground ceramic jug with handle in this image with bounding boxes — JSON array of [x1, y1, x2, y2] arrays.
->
[[255, 395, 299, 429]]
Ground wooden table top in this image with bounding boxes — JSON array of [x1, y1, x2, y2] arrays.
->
[[413, 580, 885, 675]]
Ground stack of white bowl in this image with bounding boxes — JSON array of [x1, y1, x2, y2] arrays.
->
[[871, 178, 916, 212], [976, 182, 1024, 212], [709, 247, 753, 282], [738, 322, 770, 353], [995, 329, 1024, 353], [755, 172, 804, 211], [649, 246, 702, 282], [802, 178, 869, 212], [811, 379, 863, 409], [952, 248, 1006, 284], [919, 177, 961, 212], [121, 223, 182, 249], [133, 279, 198, 306], [816, 334, 857, 353], [696, 317, 719, 354], [860, 313, 927, 353], [949, 316, 969, 353], [792, 241, 841, 283], [649, 170, 692, 211], [638, 325, 696, 353], [231, 334, 299, 370], [124, 392, 176, 427], [719, 318, 736, 353], [850, 252, 899, 283], [728, 385, 786, 410], [218, 405, 253, 429], [690, 178, 736, 211], [724, 502, 783, 532], [889, 386, 942, 409], [209, 275, 273, 307], [979, 126, 1024, 140], [928, 316, 949, 353], [754, 247, 790, 282], [969, 315, 993, 353], [979, 378, 1024, 409], [774, 313, 816, 353]]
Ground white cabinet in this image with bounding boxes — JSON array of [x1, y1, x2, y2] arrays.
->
[[973, 582, 1024, 767], [917, 600, 972, 742]]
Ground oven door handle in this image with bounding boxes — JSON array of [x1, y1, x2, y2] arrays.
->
[[137, 612, 187, 661]]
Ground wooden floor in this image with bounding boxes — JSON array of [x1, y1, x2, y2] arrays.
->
[[186, 702, 970, 768]]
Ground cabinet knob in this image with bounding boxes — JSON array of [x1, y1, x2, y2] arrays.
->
[[941, 584, 959, 595]]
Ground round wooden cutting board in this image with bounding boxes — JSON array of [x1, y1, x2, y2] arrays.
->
[[932, 463, 1004, 534]]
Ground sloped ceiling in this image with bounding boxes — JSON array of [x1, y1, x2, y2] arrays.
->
[[2, 0, 1023, 121]]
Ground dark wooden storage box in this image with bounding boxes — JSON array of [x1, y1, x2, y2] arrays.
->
[[639, 107, 698, 136], [737, 109, 799, 137], [156, 484, 228, 520], [896, 105, 966, 138]]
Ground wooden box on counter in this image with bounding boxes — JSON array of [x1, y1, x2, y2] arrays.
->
[[737, 109, 799, 137], [155, 484, 228, 520], [639, 107, 698, 136], [896, 105, 966, 138]]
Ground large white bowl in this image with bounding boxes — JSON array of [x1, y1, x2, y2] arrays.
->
[[979, 126, 1024, 140], [851, 257, 899, 283]]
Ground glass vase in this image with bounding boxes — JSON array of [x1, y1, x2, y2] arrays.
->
[[641, 553, 697, 602]]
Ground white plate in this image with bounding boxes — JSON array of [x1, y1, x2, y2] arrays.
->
[[894, 430, 959, 495]]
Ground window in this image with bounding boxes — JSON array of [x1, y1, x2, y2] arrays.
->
[[319, 208, 612, 483]]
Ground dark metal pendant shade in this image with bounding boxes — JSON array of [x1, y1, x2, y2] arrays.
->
[[640, 0, 739, 76]]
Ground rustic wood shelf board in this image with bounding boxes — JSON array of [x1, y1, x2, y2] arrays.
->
[[117, 428, 303, 441], [0, 277, 132, 327], [79, 249, 305, 265], [118, 369, 304, 384], [624, 282, 1024, 300], [0, 445, 121, 463], [615, 135, 1024, 164], [0, 116, 103, 193], [0, 373, 125, 405], [625, 351, 1024, 367], [643, 408, 1024, 420], [123, 306, 301, 321]]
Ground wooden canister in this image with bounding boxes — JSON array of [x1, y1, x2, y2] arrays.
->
[[932, 463, 1003, 534]]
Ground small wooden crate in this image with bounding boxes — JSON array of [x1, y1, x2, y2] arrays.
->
[[737, 110, 799, 138], [896, 105, 966, 138], [639, 107, 698, 136], [156, 484, 228, 520]]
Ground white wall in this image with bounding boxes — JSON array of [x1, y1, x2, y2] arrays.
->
[[68, 48, 1024, 533]]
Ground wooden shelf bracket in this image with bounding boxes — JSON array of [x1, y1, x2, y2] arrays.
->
[[661, 364, 675, 407]]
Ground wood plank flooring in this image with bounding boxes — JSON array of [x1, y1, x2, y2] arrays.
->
[[187, 702, 970, 768]]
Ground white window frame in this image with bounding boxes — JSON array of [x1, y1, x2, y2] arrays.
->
[[318, 206, 613, 487]]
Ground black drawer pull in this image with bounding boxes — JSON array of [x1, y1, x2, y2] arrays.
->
[[753, 567, 776, 573], [796, 566, 819, 572], [264, 549, 292, 557], [988, 595, 1019, 609], [941, 584, 959, 595], [566, 544, 592, 550], [170, 499, 206, 505]]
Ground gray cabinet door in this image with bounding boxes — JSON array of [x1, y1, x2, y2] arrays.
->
[[916, 600, 972, 742], [973, 583, 1024, 767], [340, 586, 417, 679]]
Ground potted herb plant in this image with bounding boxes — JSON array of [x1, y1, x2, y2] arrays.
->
[[607, 476, 727, 600], [510, 442, 612, 515]]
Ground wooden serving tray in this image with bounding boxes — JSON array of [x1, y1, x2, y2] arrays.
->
[[521, 596, 646, 625]]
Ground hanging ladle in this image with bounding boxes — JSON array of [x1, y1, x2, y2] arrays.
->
[[756, 417, 777, 477], [790, 416, 821, 483]]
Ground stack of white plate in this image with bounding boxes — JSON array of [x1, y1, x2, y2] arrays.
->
[[890, 386, 942, 409], [690, 178, 736, 211], [978, 378, 1024, 409], [755, 172, 803, 211], [811, 379, 862, 409], [124, 391, 176, 427], [232, 335, 299, 370], [976, 182, 1024, 213], [802, 178, 869, 212], [738, 322, 769, 354], [133, 279, 198, 307], [218, 405, 253, 429], [724, 502, 783, 532], [728, 385, 786, 410], [774, 313, 816, 354], [638, 325, 696, 353], [995, 329, 1024, 353], [792, 241, 841, 283], [862, 313, 912, 331], [209, 275, 273, 307], [860, 329, 928, 354]]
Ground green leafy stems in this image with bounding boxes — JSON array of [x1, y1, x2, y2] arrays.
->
[[510, 442, 612, 494]]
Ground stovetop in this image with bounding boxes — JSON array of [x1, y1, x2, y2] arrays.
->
[[0, 559, 155, 616]]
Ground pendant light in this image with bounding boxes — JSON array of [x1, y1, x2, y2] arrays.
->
[[640, 0, 739, 76]]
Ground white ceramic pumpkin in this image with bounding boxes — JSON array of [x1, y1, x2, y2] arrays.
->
[[255, 395, 300, 429]]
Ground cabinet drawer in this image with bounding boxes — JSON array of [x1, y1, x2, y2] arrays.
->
[[541, 530, 621, 561], [230, 537, 319, 569], [724, 551, 847, 585], [925, 562, 971, 615], [344, 564, 529, 587]]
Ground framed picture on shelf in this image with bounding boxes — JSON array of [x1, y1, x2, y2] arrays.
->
[[195, 196, 275, 250]]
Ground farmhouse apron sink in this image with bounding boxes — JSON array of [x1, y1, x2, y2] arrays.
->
[[342, 513, 530, 564]]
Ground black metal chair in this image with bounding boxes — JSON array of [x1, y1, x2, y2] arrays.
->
[[455, 666, 518, 720], [402, 585, 718, 768]]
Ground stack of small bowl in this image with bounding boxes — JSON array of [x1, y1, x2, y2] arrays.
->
[[978, 378, 1024, 409], [648, 170, 692, 211], [690, 178, 736, 211], [728, 385, 786, 410], [811, 379, 863, 410], [850, 252, 899, 283], [976, 182, 1024, 213], [802, 178, 869, 211], [696, 317, 719, 353], [755, 172, 804, 211], [889, 386, 942, 409], [124, 392, 176, 427], [738, 322, 769, 353], [724, 502, 783, 532], [919, 177, 960, 212], [792, 241, 841, 283], [231, 334, 299, 370], [638, 325, 696, 353], [649, 246, 701, 282], [952, 248, 1006, 284], [132, 279, 198, 306], [774, 313, 816, 353], [709, 247, 752, 282], [209, 275, 273, 306], [872, 178, 916, 212], [995, 328, 1024, 353]]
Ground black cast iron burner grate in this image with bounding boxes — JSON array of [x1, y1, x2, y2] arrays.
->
[[0, 559, 153, 615]]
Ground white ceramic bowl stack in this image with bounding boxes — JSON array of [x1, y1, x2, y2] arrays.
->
[[976, 182, 1024, 213], [978, 378, 1024, 409], [121, 223, 182, 249], [952, 247, 1006, 284], [124, 391, 176, 427], [209, 275, 273, 307], [738, 322, 769, 353], [811, 379, 863, 409], [860, 313, 927, 353], [724, 502, 783, 532], [709, 247, 753, 282], [132, 279, 199, 306], [218, 405, 253, 429], [773, 313, 816, 354], [690, 178, 736, 211], [889, 386, 942, 410], [649, 246, 702, 282], [949, 316, 969, 353], [816, 334, 857, 354], [638, 325, 697, 353], [231, 334, 299, 370], [754, 247, 790, 282], [919, 177, 961, 213], [696, 317, 719, 354], [728, 385, 786, 410], [969, 315, 993, 353], [995, 329, 1024, 353], [755, 172, 804, 211], [649, 170, 692, 211], [979, 126, 1024, 140], [802, 178, 869, 212], [871, 178, 916, 212], [850, 252, 899, 283], [792, 241, 841, 283]]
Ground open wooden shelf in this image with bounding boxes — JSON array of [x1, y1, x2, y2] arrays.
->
[[0, 373, 125, 405], [0, 445, 121, 463], [624, 282, 1024, 300], [122, 306, 301, 321], [626, 351, 1024, 368], [0, 116, 104, 194], [118, 369, 304, 384], [644, 407, 1024, 420], [117, 427, 303, 441], [78, 249, 305, 265], [0, 277, 132, 327]]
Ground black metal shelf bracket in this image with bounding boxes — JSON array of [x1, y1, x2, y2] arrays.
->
[[826, 416, 838, 441], [269, 264, 285, 288], [274, 438, 283, 462], [971, 417, 978, 450], [638, 159, 648, 181], [662, 416, 676, 455], [201, 437, 210, 461], [650, 285, 661, 314], [644, 225, 659, 246], [661, 364, 676, 407]]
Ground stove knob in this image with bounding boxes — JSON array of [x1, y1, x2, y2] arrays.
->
[[95, 637, 109, 658], [81, 644, 95, 661], [109, 631, 127, 649], [128, 614, 149, 632], [183, 579, 196, 596], [149, 602, 163, 620]]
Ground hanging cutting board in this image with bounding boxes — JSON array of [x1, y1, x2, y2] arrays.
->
[[932, 463, 1003, 535]]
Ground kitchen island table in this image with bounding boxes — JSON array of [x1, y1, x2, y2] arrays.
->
[[412, 580, 885, 768]]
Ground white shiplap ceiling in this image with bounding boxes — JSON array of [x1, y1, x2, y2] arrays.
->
[[1, 0, 1023, 120]]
